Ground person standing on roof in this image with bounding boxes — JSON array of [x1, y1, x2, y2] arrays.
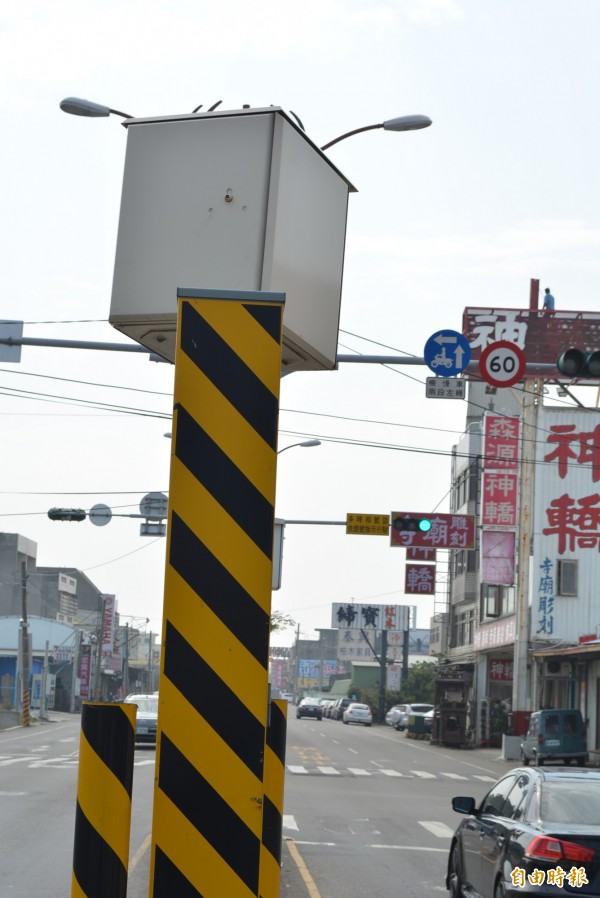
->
[[542, 287, 555, 312]]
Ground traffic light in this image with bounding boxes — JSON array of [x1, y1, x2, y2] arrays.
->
[[392, 515, 432, 533], [556, 348, 600, 378], [48, 507, 87, 522]]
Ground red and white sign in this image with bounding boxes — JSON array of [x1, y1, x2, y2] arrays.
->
[[474, 615, 516, 650], [406, 546, 437, 561], [481, 471, 519, 526], [391, 512, 475, 548], [463, 307, 600, 379], [102, 594, 116, 654], [405, 564, 435, 594], [79, 651, 91, 700], [483, 414, 520, 469], [488, 658, 514, 681], [479, 340, 526, 388]]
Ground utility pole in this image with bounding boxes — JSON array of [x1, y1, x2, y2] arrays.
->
[[39, 640, 49, 720], [70, 630, 81, 713], [123, 623, 130, 698], [147, 631, 154, 692], [378, 629, 388, 724], [20, 561, 30, 727]]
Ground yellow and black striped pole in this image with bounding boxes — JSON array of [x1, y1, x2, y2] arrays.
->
[[150, 289, 285, 898], [260, 699, 288, 898], [71, 702, 136, 898]]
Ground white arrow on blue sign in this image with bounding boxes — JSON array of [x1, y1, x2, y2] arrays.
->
[[423, 329, 471, 377]]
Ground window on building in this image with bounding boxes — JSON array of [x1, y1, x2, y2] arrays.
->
[[481, 585, 516, 620], [557, 560, 578, 597], [450, 608, 475, 648]]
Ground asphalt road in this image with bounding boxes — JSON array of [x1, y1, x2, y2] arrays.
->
[[281, 711, 518, 898], [0, 710, 518, 898]]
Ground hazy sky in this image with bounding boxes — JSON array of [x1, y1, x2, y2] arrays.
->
[[1, 1, 599, 647]]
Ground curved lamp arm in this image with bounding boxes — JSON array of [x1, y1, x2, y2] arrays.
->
[[60, 97, 134, 119], [321, 114, 432, 150]]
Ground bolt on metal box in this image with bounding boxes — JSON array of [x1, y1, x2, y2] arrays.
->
[[109, 107, 356, 373]]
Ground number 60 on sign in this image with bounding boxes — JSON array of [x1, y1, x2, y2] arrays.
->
[[479, 340, 526, 388]]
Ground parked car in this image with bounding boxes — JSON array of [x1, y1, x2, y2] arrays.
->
[[343, 703, 372, 726], [332, 697, 352, 720], [446, 767, 600, 898], [322, 700, 335, 718], [385, 704, 406, 728], [296, 697, 322, 720], [521, 709, 587, 767], [124, 693, 159, 745], [423, 708, 435, 735], [397, 703, 434, 731], [281, 692, 295, 703]]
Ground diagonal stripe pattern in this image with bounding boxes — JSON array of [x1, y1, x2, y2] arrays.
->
[[260, 699, 288, 898], [71, 702, 136, 898], [150, 291, 284, 898]]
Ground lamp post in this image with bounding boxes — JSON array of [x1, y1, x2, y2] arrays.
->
[[277, 439, 321, 455]]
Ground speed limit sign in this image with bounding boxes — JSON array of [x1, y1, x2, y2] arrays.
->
[[479, 340, 526, 387]]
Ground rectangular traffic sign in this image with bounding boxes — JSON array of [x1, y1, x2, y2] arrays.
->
[[346, 513, 390, 535], [425, 377, 465, 399], [390, 511, 475, 549]]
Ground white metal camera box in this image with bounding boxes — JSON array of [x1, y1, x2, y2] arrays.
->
[[109, 107, 355, 372]]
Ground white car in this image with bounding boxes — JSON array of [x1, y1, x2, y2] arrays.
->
[[343, 702, 372, 726], [398, 703, 434, 731], [124, 693, 159, 744]]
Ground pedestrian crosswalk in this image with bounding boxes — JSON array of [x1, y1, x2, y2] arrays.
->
[[286, 764, 496, 782], [283, 814, 456, 841], [0, 752, 155, 770]]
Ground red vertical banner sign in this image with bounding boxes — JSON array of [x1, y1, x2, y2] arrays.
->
[[481, 414, 520, 586]]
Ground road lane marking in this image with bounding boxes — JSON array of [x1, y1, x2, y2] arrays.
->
[[317, 766, 340, 775], [412, 770, 436, 778], [473, 775, 495, 781], [0, 756, 38, 766], [440, 773, 468, 780], [288, 765, 308, 774], [381, 769, 407, 777], [285, 839, 325, 898], [347, 768, 371, 776], [129, 833, 151, 872], [347, 748, 358, 754], [418, 821, 456, 839], [370, 844, 447, 852], [283, 815, 299, 831]]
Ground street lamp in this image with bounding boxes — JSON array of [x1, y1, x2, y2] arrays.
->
[[277, 439, 321, 455], [59, 98, 432, 151], [59, 97, 133, 119], [321, 114, 432, 151]]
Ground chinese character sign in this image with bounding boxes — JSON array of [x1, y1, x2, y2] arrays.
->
[[537, 556, 555, 636], [481, 472, 519, 526], [483, 414, 520, 469], [405, 564, 436, 594], [390, 512, 475, 548], [539, 413, 600, 554], [331, 603, 410, 630], [346, 513, 390, 535], [488, 658, 514, 681], [407, 546, 436, 561], [336, 629, 377, 662], [463, 307, 600, 378]]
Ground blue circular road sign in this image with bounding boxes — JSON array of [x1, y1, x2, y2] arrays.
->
[[424, 329, 471, 377]]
